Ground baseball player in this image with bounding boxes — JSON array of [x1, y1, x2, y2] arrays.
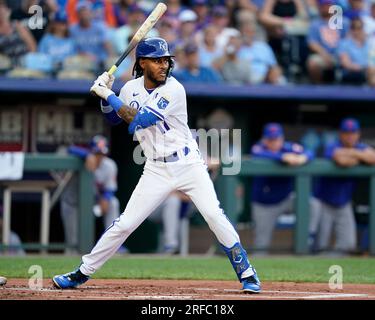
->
[[250, 123, 321, 254], [315, 118, 375, 253], [60, 135, 120, 253], [52, 37, 261, 293]]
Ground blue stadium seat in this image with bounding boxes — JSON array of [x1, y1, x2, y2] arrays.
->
[[22, 52, 54, 73]]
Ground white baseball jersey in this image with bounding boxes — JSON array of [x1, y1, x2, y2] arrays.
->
[[119, 76, 198, 159]]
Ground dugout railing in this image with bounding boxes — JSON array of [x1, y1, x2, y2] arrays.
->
[[0, 154, 94, 253], [216, 158, 375, 255]]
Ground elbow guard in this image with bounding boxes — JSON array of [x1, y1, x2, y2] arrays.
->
[[128, 108, 159, 134]]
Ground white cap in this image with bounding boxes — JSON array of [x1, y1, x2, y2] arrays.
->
[[179, 9, 198, 23]]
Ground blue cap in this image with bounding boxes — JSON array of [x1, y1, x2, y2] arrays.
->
[[90, 135, 108, 154], [191, 0, 208, 5], [53, 11, 68, 23], [318, 0, 335, 5], [76, 1, 92, 11], [263, 123, 284, 139], [340, 118, 360, 132], [212, 5, 228, 17]]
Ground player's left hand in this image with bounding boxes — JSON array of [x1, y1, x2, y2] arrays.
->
[[90, 78, 114, 100], [97, 71, 115, 89]]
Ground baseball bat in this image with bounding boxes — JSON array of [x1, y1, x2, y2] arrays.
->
[[107, 2, 168, 76]]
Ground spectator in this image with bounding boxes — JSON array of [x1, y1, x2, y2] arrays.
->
[[258, 0, 308, 60], [259, 0, 308, 33], [157, 17, 178, 53], [225, 0, 258, 28], [112, 4, 158, 57], [0, 1, 36, 66], [212, 33, 253, 84], [113, 0, 135, 26], [173, 42, 222, 83], [59, 135, 121, 254], [315, 118, 375, 254], [91, 0, 117, 27], [250, 123, 321, 254], [5, 0, 22, 11], [171, 43, 186, 71], [344, 0, 368, 19], [38, 11, 76, 70], [238, 22, 285, 84], [198, 24, 222, 68], [237, 0, 259, 13], [210, 5, 241, 50], [307, 0, 349, 83], [337, 17, 375, 86], [65, 0, 116, 27], [69, 1, 113, 66], [176, 9, 199, 47], [10, 0, 58, 43], [165, 0, 186, 28], [363, 1, 375, 36], [191, 0, 211, 31]]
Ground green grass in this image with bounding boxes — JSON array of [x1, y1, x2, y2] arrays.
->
[[1, 255, 374, 284]]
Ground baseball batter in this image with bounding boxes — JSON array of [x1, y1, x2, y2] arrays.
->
[[53, 37, 261, 293]]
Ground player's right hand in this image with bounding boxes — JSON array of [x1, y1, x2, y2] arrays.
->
[[90, 78, 114, 100], [97, 72, 115, 89]]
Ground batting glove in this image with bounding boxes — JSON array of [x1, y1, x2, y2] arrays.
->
[[97, 71, 115, 89], [90, 79, 114, 100]]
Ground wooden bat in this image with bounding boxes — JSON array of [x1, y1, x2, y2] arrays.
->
[[107, 2, 168, 76]]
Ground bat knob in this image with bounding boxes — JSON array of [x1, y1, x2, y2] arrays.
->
[[90, 89, 98, 97]]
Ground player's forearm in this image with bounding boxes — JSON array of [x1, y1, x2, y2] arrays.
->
[[117, 105, 138, 124], [356, 149, 375, 165], [252, 150, 282, 161], [105, 94, 138, 124], [333, 154, 359, 167]]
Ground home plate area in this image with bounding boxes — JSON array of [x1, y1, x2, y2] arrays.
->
[[1, 279, 374, 300]]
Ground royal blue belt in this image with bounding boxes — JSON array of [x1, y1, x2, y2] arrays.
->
[[153, 147, 190, 163]]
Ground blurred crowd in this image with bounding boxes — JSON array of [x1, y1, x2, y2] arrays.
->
[[2, 0, 375, 85]]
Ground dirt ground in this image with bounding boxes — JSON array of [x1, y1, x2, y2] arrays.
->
[[1, 279, 375, 300]]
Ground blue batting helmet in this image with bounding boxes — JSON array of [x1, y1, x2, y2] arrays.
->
[[136, 37, 173, 59], [90, 135, 109, 155], [133, 37, 174, 79]]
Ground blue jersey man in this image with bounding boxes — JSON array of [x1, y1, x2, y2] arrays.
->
[[315, 118, 375, 253], [250, 123, 320, 253]]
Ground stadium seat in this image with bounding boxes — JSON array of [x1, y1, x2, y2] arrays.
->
[[56, 69, 95, 80], [22, 52, 54, 73], [62, 54, 97, 72], [7, 68, 48, 79], [0, 54, 12, 74]]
